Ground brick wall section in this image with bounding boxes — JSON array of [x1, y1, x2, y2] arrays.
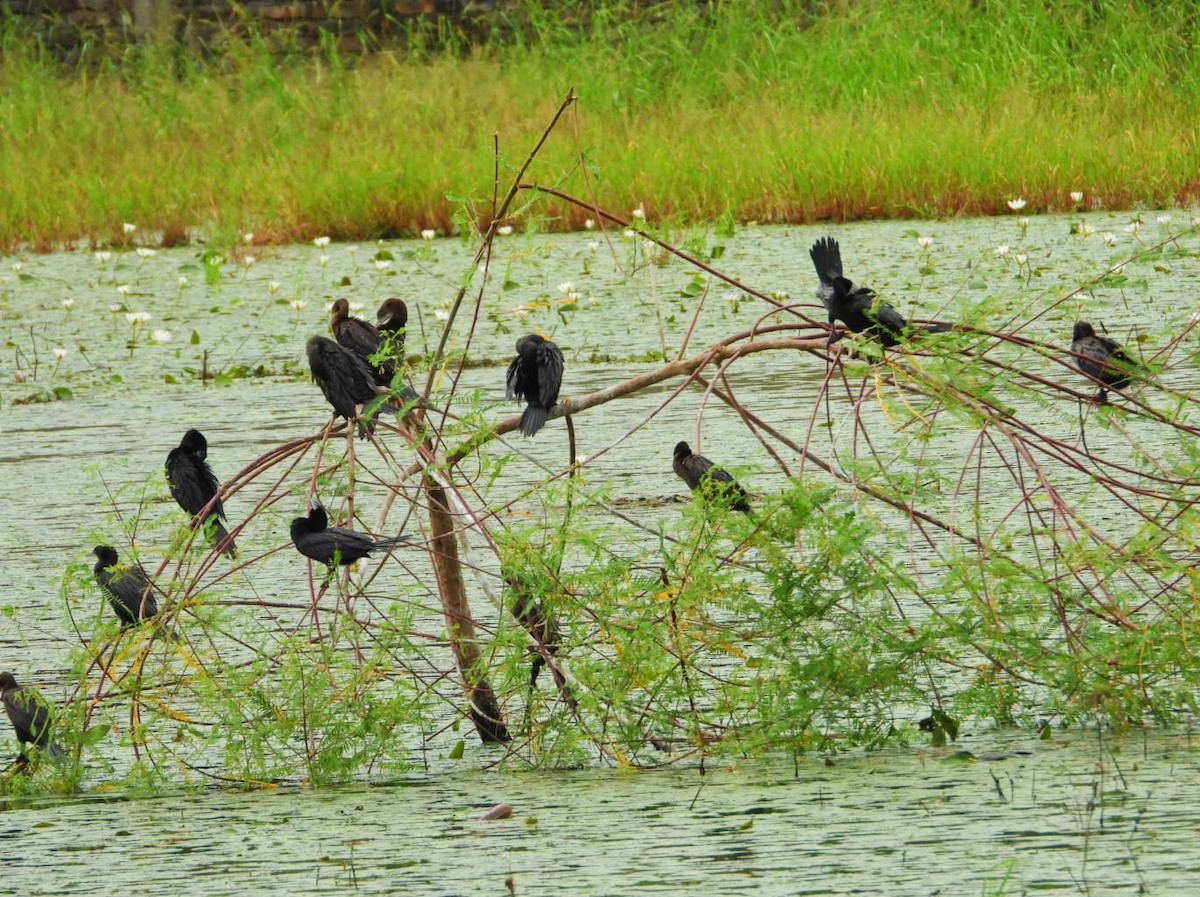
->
[[2, 0, 508, 60]]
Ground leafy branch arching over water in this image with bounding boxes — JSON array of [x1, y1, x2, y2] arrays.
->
[[11, 91, 1200, 792]]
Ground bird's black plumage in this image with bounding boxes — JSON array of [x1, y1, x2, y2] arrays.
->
[[809, 236, 843, 311], [828, 275, 908, 347], [506, 334, 564, 437], [508, 578, 563, 688], [811, 236, 951, 347], [672, 441, 751, 513], [93, 545, 159, 625], [376, 297, 409, 361], [306, 335, 390, 432], [1071, 321, 1136, 399], [331, 298, 397, 387], [0, 672, 63, 758], [290, 500, 412, 568], [165, 428, 237, 557]]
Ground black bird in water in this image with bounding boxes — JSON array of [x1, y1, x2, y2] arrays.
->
[[506, 333, 564, 437], [165, 428, 237, 557], [0, 672, 64, 759], [809, 236, 950, 347], [330, 298, 397, 387], [290, 500, 412, 568], [93, 545, 159, 626], [1071, 321, 1137, 402], [306, 335, 392, 434], [673, 441, 751, 513]]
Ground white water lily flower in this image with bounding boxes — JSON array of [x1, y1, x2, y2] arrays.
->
[[588, 241, 599, 252], [116, 284, 131, 297], [313, 236, 331, 248], [126, 311, 152, 324], [1126, 221, 1141, 234], [53, 347, 68, 360], [108, 303, 123, 313], [1015, 253, 1028, 266], [349, 302, 364, 313], [1018, 217, 1030, 228], [136, 247, 156, 258], [916, 236, 933, 250], [497, 225, 513, 236], [1070, 191, 1084, 203], [622, 229, 636, 238], [10, 261, 22, 273], [1078, 221, 1095, 237], [61, 298, 74, 309], [290, 299, 307, 312], [346, 245, 359, 255], [584, 219, 595, 230], [772, 290, 791, 302], [319, 255, 330, 267], [95, 251, 111, 263], [557, 281, 576, 295], [244, 233, 255, 244], [123, 222, 137, 234], [1102, 232, 1117, 246], [434, 309, 450, 321], [1157, 214, 1172, 225], [994, 244, 1010, 257], [631, 205, 646, 220], [373, 259, 392, 271], [420, 229, 436, 241], [1007, 198, 1026, 211], [152, 329, 173, 342], [178, 275, 189, 287], [243, 255, 256, 267], [267, 281, 281, 294]]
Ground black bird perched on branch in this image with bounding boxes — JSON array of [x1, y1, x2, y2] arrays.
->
[[165, 428, 237, 557], [1071, 321, 1137, 402], [508, 579, 563, 689], [673, 441, 751, 513], [290, 500, 412, 568], [809, 236, 950, 347], [330, 298, 398, 388], [376, 297, 409, 359], [92, 545, 159, 625], [506, 333, 564, 437], [306, 335, 394, 434], [0, 672, 64, 759]]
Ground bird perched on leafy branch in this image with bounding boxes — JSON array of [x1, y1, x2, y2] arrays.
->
[[0, 672, 64, 760], [376, 297, 409, 362], [290, 499, 412, 568], [673, 441, 751, 513], [92, 545, 160, 626], [330, 298, 397, 388], [810, 236, 951, 347], [506, 333, 564, 437], [166, 428, 237, 557], [306, 335, 395, 435], [1070, 321, 1138, 403]]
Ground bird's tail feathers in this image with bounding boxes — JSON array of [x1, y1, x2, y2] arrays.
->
[[520, 405, 549, 437], [920, 321, 954, 334], [211, 519, 238, 558]]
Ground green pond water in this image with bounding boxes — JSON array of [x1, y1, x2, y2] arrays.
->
[[1, 212, 1199, 893]]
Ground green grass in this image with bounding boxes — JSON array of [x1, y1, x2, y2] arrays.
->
[[2, 0, 1199, 248]]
